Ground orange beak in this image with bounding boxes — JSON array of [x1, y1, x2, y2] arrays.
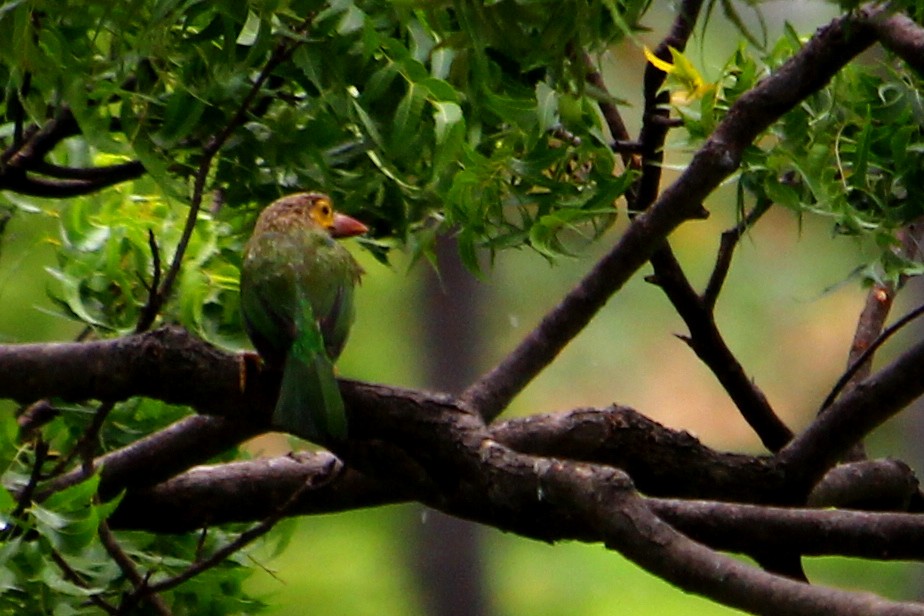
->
[[331, 212, 369, 238]]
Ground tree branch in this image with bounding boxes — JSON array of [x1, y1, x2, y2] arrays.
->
[[702, 197, 773, 309], [45, 414, 263, 500], [647, 248, 793, 451], [2, 320, 923, 612], [647, 496, 924, 561], [633, 0, 704, 210], [870, 10, 924, 75], [540, 461, 924, 616], [2, 326, 920, 511], [459, 6, 881, 421], [111, 452, 402, 532]]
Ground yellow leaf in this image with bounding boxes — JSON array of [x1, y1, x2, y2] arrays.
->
[[644, 45, 714, 106], [643, 46, 674, 74]]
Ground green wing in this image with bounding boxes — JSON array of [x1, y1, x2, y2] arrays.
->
[[240, 229, 356, 443], [275, 308, 348, 443]]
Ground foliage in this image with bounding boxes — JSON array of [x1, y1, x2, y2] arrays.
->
[[0, 0, 645, 273], [0, 0, 923, 614], [674, 26, 924, 284], [0, 406, 266, 615]]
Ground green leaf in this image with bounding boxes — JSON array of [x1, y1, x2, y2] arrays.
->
[[456, 228, 481, 274], [433, 101, 463, 145], [154, 89, 206, 148], [351, 97, 386, 150], [44, 268, 106, 327], [535, 82, 559, 133], [393, 83, 426, 145], [337, 3, 367, 35], [42, 474, 100, 511], [236, 10, 261, 46], [41, 565, 104, 597]]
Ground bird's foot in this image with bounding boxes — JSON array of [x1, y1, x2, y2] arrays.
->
[[238, 351, 264, 393]]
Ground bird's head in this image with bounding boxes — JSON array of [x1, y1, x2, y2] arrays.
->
[[256, 192, 368, 238]]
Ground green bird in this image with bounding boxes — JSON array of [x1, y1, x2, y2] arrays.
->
[[240, 192, 366, 444]]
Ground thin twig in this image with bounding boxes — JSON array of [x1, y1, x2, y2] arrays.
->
[[99, 519, 173, 616], [142, 459, 338, 597], [30, 160, 145, 181], [840, 222, 924, 393], [578, 50, 633, 167], [48, 401, 116, 477], [49, 550, 119, 615], [819, 220, 924, 467], [70, 400, 174, 615], [135, 230, 163, 334], [7, 438, 49, 522], [10, 73, 30, 148], [777, 332, 924, 495], [702, 197, 772, 310], [820, 301, 924, 412], [0, 171, 145, 197]]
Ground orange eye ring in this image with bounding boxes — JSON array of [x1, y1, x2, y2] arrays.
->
[[313, 198, 335, 225]]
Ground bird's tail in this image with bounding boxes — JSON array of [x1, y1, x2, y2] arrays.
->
[[273, 348, 348, 444]]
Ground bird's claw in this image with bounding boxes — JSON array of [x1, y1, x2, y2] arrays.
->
[[238, 351, 264, 393]]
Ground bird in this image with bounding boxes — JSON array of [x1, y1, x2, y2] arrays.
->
[[240, 192, 366, 444]]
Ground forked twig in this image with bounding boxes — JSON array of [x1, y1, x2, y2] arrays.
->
[[702, 197, 772, 310]]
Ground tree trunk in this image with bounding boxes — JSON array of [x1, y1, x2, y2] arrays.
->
[[411, 233, 493, 616]]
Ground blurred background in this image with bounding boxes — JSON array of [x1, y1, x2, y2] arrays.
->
[[2, 1, 924, 614]]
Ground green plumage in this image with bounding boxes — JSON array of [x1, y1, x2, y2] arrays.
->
[[240, 193, 364, 444]]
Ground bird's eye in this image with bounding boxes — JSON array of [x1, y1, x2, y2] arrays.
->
[[315, 200, 332, 218]]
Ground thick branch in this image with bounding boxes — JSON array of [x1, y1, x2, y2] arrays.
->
[[491, 407, 785, 503], [3, 327, 921, 510], [45, 415, 262, 499], [110, 448, 924, 566], [4, 323, 923, 612], [0, 327, 250, 413], [113, 438, 924, 613], [648, 496, 924, 561], [871, 10, 924, 75], [540, 462, 924, 616], [111, 452, 404, 532]]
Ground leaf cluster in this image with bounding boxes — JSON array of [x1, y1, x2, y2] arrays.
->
[[1, 0, 647, 273], [44, 183, 240, 339], [0, 455, 263, 615], [676, 27, 924, 283]]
